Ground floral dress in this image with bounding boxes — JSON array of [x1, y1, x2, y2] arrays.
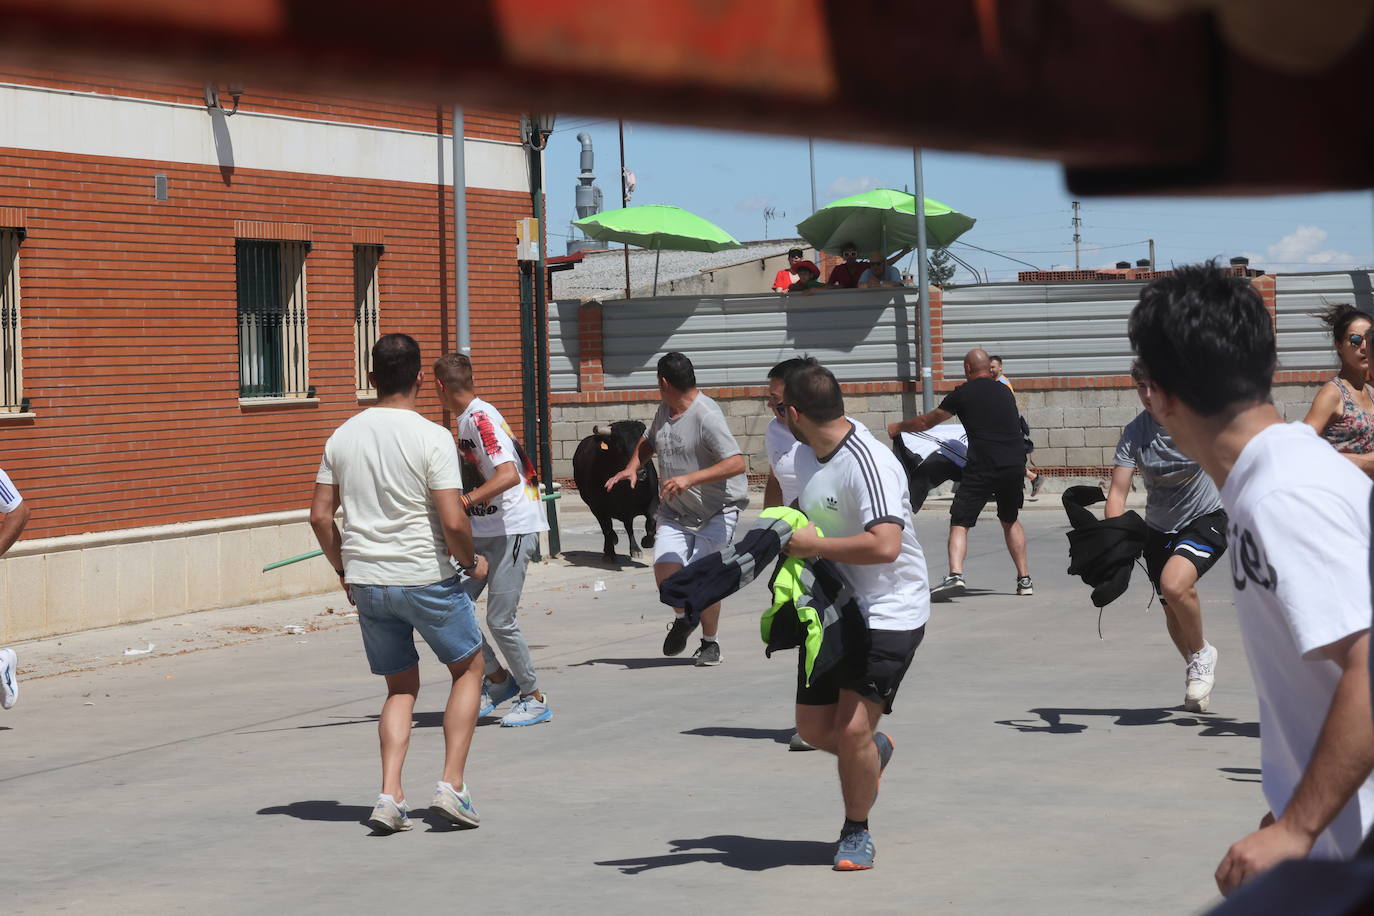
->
[[1321, 377, 1374, 454]]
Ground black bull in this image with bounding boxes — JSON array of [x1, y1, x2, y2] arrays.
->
[[572, 419, 659, 561]]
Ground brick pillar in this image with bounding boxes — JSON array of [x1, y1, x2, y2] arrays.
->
[[928, 286, 945, 391], [1252, 273, 1278, 329], [578, 302, 604, 392]]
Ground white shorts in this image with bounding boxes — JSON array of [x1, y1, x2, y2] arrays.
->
[[653, 509, 739, 567]]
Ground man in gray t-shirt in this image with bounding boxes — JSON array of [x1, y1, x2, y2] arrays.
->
[[1105, 398, 1229, 713], [606, 352, 749, 666]]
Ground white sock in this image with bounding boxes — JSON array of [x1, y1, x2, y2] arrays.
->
[[702, 635, 718, 644], [438, 780, 465, 795], [674, 610, 686, 619]]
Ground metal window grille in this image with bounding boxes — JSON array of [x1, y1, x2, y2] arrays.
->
[[0, 229, 22, 412], [236, 239, 309, 398], [353, 245, 381, 395]]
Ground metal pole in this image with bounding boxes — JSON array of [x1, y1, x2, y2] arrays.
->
[[1148, 238, 1156, 271], [530, 130, 560, 555], [453, 107, 470, 353], [913, 150, 933, 412], [808, 137, 817, 213], [620, 120, 631, 299], [653, 247, 660, 295], [1071, 200, 1082, 270]]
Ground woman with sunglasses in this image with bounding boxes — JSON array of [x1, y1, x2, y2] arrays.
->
[[1303, 304, 1374, 477]]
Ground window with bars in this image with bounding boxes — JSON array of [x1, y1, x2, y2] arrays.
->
[[353, 244, 382, 396], [0, 229, 23, 413], [236, 239, 310, 399]]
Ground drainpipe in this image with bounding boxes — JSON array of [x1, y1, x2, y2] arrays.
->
[[453, 106, 470, 354]]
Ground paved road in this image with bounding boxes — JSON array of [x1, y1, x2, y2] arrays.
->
[[1, 500, 1255, 914]]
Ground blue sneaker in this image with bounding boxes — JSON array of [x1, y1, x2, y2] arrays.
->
[[479, 677, 519, 717], [833, 830, 876, 871], [500, 693, 552, 727]]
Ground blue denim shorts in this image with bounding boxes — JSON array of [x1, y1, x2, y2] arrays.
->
[[351, 575, 482, 675]]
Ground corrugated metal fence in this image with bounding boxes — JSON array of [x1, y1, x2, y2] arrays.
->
[[549, 271, 1374, 391], [551, 289, 920, 391]]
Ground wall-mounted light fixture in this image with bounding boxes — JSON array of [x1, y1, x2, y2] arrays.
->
[[520, 113, 556, 152], [203, 82, 245, 116]]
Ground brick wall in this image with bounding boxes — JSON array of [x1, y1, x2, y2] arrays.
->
[[0, 77, 530, 540]]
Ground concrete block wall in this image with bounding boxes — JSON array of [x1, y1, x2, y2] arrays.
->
[[552, 381, 1326, 485]]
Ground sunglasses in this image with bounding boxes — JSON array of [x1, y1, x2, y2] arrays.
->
[[1348, 333, 1367, 348], [771, 402, 791, 418]]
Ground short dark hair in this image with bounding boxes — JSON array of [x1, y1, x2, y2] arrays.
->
[[783, 363, 844, 422], [787, 248, 804, 259], [1314, 303, 1374, 347], [371, 333, 421, 397], [433, 352, 474, 391], [1127, 262, 1275, 417], [768, 355, 818, 381], [989, 355, 1004, 364], [657, 351, 696, 391]]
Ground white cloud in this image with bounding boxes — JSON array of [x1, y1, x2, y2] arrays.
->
[[1247, 225, 1361, 270], [734, 195, 774, 213], [825, 176, 881, 199]]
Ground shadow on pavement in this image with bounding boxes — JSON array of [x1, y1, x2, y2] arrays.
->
[[558, 550, 649, 571], [995, 707, 1260, 738], [257, 800, 372, 824], [570, 657, 695, 669], [930, 587, 997, 604], [242, 710, 499, 735], [681, 726, 792, 744], [596, 835, 833, 873], [1220, 766, 1263, 783]]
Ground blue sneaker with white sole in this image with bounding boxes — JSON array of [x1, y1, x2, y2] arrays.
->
[[479, 677, 519, 718], [500, 693, 552, 727]]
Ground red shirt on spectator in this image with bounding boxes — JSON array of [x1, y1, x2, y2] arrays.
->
[[827, 261, 869, 288]]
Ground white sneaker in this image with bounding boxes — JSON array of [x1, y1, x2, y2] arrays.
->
[[366, 794, 412, 833], [1184, 644, 1218, 713], [501, 693, 552, 727], [431, 781, 480, 828], [0, 648, 18, 710]]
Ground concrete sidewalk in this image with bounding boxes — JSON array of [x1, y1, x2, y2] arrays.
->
[[1, 504, 1252, 915]]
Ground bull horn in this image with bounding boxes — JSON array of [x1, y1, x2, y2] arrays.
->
[[593, 424, 612, 437]]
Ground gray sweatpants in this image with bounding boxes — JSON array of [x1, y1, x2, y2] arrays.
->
[[462, 533, 539, 695]]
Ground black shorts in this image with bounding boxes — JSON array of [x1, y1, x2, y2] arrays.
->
[[949, 463, 1025, 528], [796, 626, 926, 714], [1143, 508, 1229, 600]]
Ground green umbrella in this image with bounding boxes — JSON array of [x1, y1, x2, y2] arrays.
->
[[573, 204, 743, 295], [797, 189, 975, 257]]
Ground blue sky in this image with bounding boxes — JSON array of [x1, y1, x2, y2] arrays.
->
[[543, 117, 1374, 283]]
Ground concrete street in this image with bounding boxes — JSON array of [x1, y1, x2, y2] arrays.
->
[[1, 496, 1258, 915]]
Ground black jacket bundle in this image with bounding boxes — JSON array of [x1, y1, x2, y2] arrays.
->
[[1063, 485, 1147, 608], [658, 511, 796, 626]]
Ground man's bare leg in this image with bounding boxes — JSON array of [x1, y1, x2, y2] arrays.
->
[[947, 525, 969, 575], [1001, 520, 1030, 578], [1159, 555, 1205, 659], [699, 602, 721, 638], [379, 665, 421, 801], [795, 694, 885, 818], [441, 650, 484, 788]]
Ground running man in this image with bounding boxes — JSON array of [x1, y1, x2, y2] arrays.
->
[[434, 353, 552, 727], [607, 352, 748, 666], [782, 362, 929, 871], [0, 464, 31, 710], [1105, 366, 1227, 712], [311, 333, 490, 833], [1126, 264, 1374, 892], [888, 348, 1033, 596]]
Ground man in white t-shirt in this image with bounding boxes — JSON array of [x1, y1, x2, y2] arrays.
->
[[1127, 264, 1374, 895], [781, 362, 930, 872], [0, 465, 32, 710], [434, 353, 551, 728], [311, 333, 490, 834]]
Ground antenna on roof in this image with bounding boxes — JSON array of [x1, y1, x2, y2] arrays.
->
[[763, 206, 784, 239]]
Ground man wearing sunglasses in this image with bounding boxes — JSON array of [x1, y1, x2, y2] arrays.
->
[[1104, 362, 1227, 713], [1126, 263, 1374, 896], [825, 242, 868, 289]]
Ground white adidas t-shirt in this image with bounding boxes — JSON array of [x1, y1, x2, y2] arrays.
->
[[0, 466, 23, 513], [1220, 422, 1374, 859], [316, 407, 464, 586], [794, 422, 930, 631], [767, 416, 869, 507], [455, 398, 548, 538]]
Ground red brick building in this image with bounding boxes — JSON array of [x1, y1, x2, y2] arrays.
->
[[0, 66, 532, 640]]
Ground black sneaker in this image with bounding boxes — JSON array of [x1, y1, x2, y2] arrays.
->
[[1016, 575, 1034, 596], [663, 617, 698, 656], [693, 639, 722, 667]]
